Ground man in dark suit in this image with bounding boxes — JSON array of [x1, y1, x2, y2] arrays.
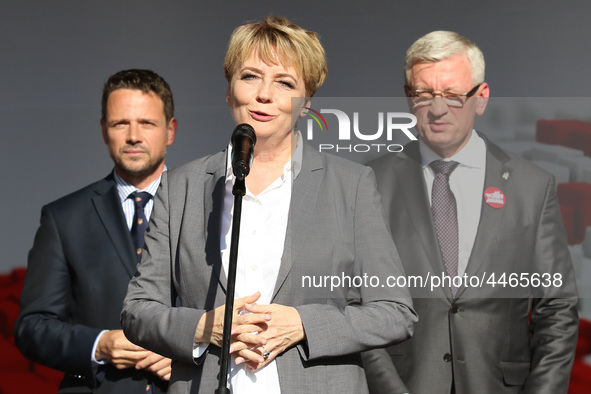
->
[[363, 31, 579, 393], [15, 69, 177, 393]]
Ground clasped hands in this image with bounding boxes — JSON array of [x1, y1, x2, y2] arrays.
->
[[95, 329, 172, 381], [195, 292, 305, 371]]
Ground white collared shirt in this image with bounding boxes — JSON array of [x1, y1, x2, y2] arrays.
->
[[218, 131, 303, 394], [420, 130, 486, 276], [114, 169, 165, 230]]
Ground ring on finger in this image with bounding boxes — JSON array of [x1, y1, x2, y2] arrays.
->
[[261, 346, 270, 359]]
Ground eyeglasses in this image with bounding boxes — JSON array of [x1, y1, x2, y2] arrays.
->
[[406, 83, 482, 108]]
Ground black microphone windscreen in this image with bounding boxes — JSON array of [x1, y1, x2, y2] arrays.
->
[[231, 124, 256, 180]]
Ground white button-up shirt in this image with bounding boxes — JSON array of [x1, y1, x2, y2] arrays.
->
[[420, 130, 486, 276], [219, 132, 303, 393]]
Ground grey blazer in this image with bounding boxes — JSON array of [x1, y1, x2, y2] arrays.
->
[[122, 143, 417, 393], [364, 137, 578, 394]]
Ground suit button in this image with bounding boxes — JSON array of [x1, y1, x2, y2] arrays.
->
[[443, 353, 452, 362], [450, 304, 459, 314]]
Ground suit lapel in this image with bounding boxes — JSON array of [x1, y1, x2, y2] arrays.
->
[[203, 146, 324, 299], [272, 143, 324, 300], [203, 151, 229, 292], [92, 175, 136, 277], [393, 143, 452, 299], [457, 137, 512, 298]]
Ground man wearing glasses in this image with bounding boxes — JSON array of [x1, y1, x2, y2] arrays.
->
[[363, 31, 578, 393]]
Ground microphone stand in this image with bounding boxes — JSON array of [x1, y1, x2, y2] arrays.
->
[[216, 177, 246, 394]]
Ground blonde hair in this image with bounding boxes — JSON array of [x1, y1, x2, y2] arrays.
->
[[405, 31, 485, 85], [224, 15, 327, 97]]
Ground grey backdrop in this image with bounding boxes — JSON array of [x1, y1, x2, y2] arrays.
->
[[2, 0, 590, 272]]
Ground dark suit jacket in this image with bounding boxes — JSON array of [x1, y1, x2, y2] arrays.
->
[[15, 173, 168, 394], [364, 137, 578, 394], [121, 143, 417, 394]]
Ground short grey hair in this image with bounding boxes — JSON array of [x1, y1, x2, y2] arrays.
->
[[404, 31, 485, 85]]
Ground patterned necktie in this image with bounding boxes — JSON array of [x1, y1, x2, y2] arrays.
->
[[430, 160, 460, 297], [130, 191, 152, 262]]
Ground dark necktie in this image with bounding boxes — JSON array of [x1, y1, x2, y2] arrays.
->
[[130, 191, 152, 262], [430, 160, 460, 297]]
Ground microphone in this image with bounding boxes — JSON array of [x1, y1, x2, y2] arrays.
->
[[231, 124, 256, 180]]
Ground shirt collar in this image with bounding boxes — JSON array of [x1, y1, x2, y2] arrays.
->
[[114, 166, 166, 203], [419, 129, 486, 169], [225, 130, 303, 182]]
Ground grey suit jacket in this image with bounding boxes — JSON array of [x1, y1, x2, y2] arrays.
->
[[364, 137, 578, 394], [121, 143, 417, 393]]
